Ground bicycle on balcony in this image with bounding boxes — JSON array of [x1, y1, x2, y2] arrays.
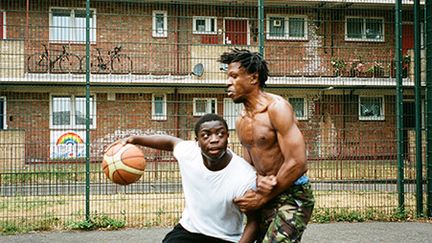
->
[[27, 44, 82, 73], [90, 45, 132, 74]]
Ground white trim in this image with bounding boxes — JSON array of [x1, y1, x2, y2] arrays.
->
[[193, 98, 217, 116], [288, 97, 308, 120], [49, 94, 97, 129], [0, 96, 6, 129], [266, 14, 308, 41], [358, 95, 385, 121], [223, 17, 250, 45], [152, 93, 167, 120], [49, 7, 97, 44], [345, 16, 385, 42], [192, 16, 217, 35], [152, 10, 168, 38]]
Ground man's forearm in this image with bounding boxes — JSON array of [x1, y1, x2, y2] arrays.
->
[[239, 212, 259, 243]]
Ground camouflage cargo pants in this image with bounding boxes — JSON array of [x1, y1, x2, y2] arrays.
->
[[258, 183, 314, 243]]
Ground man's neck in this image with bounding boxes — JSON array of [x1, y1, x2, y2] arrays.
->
[[202, 150, 232, 171]]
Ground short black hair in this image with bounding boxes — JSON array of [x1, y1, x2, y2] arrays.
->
[[219, 48, 269, 88], [194, 113, 229, 136]]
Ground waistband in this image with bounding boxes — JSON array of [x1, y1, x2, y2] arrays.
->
[[293, 175, 309, 185]]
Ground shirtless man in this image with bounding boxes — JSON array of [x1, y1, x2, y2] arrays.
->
[[219, 49, 314, 242]]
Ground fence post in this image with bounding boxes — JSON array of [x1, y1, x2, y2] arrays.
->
[[395, 0, 405, 210], [85, 0, 91, 222], [258, 0, 264, 55], [426, 0, 432, 218], [414, 0, 423, 217]]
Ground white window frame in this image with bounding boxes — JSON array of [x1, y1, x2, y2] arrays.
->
[[152, 10, 168, 38], [193, 98, 217, 116], [1, 10, 6, 39], [50, 94, 97, 129], [345, 16, 385, 42], [49, 7, 97, 43], [192, 16, 217, 35], [0, 96, 6, 129], [223, 98, 243, 130], [152, 94, 167, 120], [358, 96, 385, 121], [266, 14, 308, 40], [288, 97, 308, 120]]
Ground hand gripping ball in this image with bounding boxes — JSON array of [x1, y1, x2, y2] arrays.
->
[[102, 143, 146, 185]]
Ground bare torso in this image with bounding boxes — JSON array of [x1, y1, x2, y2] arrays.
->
[[236, 93, 287, 176]]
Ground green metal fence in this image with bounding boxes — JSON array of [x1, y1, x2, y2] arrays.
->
[[0, 0, 431, 232]]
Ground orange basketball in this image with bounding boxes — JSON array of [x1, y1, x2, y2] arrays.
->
[[102, 143, 146, 185]]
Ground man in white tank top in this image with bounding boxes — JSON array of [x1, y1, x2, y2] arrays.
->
[[117, 114, 262, 243]]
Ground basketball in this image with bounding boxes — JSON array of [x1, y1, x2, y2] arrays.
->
[[102, 142, 146, 185]]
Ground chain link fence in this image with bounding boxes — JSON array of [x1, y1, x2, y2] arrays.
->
[[0, 0, 430, 231]]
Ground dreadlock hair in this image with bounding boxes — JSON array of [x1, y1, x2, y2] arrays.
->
[[194, 113, 229, 137], [218, 48, 269, 88]]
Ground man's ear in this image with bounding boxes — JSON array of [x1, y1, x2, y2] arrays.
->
[[250, 73, 259, 85]]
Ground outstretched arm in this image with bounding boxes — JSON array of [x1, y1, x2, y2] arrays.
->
[[106, 134, 183, 152]]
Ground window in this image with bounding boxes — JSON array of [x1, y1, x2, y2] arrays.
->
[[50, 95, 96, 129], [153, 10, 167, 37], [193, 16, 217, 34], [193, 98, 217, 116], [0, 96, 6, 129], [0, 11, 6, 39], [267, 15, 307, 40], [152, 94, 167, 120], [346, 17, 384, 42], [288, 97, 308, 120], [223, 98, 243, 130], [49, 8, 96, 43], [359, 96, 384, 121]]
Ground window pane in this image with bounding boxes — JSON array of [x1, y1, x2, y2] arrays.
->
[[289, 18, 304, 37], [74, 10, 93, 42], [289, 98, 305, 118], [360, 97, 382, 117], [196, 19, 205, 32], [75, 97, 93, 125], [155, 13, 164, 34], [154, 95, 164, 115], [195, 99, 207, 113], [52, 9, 71, 41], [210, 100, 216, 113], [52, 97, 71, 126], [210, 18, 215, 32], [347, 18, 363, 39], [365, 19, 383, 40], [269, 17, 285, 37]]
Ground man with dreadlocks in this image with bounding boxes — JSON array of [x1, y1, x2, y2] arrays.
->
[[219, 48, 315, 243]]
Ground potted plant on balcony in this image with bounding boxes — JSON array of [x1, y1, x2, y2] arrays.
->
[[402, 54, 410, 78], [349, 59, 366, 77], [367, 62, 385, 78], [331, 57, 346, 76]]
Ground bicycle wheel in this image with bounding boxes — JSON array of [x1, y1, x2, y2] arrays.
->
[[90, 55, 108, 74], [110, 54, 132, 74], [59, 54, 82, 73], [27, 53, 49, 73]]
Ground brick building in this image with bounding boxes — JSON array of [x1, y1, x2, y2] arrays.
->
[[0, 0, 423, 165]]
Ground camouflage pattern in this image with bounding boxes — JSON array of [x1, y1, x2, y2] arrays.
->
[[258, 183, 314, 243]]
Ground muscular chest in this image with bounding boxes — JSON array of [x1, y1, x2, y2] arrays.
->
[[237, 114, 276, 148]]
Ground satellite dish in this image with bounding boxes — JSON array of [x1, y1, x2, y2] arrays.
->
[[192, 63, 204, 77]]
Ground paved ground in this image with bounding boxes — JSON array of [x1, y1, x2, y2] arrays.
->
[[1, 222, 431, 243]]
